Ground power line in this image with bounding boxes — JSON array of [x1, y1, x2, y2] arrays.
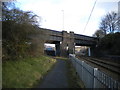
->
[[83, 0, 97, 33]]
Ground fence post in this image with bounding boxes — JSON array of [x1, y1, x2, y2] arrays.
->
[[93, 68, 98, 88]]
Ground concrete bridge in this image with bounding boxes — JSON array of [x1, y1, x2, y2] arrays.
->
[[41, 28, 98, 56]]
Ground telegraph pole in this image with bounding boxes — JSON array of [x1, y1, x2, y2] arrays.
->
[[62, 10, 64, 30]]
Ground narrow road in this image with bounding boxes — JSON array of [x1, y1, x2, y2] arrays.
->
[[38, 59, 69, 88]]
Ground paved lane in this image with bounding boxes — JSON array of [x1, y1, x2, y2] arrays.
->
[[38, 59, 69, 88]]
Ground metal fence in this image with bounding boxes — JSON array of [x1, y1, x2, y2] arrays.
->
[[69, 54, 120, 89]]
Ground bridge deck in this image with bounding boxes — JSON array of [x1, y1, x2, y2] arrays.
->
[[40, 28, 97, 46]]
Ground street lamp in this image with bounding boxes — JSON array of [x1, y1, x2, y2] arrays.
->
[[61, 10, 64, 30]]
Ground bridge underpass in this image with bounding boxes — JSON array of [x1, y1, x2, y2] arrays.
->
[[41, 28, 98, 56], [75, 46, 90, 56], [44, 42, 60, 56]]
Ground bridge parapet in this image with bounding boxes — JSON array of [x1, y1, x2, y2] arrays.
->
[[41, 28, 63, 43], [49, 35, 62, 41], [75, 39, 94, 46], [46, 29, 62, 36], [74, 34, 97, 46], [74, 34, 96, 41]]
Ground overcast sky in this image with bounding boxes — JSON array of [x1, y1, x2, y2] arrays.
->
[[16, 0, 119, 36]]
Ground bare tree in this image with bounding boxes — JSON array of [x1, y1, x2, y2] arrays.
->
[[93, 29, 105, 38], [99, 11, 119, 34], [99, 18, 108, 35]]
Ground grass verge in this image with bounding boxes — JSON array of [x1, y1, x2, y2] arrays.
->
[[2, 55, 56, 88]]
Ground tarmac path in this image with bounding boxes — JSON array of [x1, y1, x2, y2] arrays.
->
[[38, 59, 69, 88]]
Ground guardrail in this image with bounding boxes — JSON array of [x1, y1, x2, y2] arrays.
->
[[69, 54, 120, 89]]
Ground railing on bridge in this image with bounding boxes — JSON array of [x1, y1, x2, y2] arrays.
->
[[69, 54, 120, 89]]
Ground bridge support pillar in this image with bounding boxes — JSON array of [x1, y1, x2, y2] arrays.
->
[[68, 31, 75, 54], [60, 31, 68, 57], [55, 42, 60, 56], [88, 47, 91, 56], [90, 46, 96, 57], [60, 31, 75, 57]]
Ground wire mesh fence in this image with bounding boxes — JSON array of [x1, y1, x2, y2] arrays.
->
[[69, 54, 120, 89]]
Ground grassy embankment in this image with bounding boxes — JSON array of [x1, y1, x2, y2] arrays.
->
[[2, 55, 56, 88], [55, 57, 85, 88]]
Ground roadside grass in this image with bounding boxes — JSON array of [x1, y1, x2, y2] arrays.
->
[[2, 55, 56, 88], [66, 58, 85, 88]]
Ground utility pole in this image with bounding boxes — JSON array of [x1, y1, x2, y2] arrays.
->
[[62, 10, 64, 30]]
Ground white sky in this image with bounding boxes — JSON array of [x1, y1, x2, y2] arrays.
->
[[15, 0, 119, 37]]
